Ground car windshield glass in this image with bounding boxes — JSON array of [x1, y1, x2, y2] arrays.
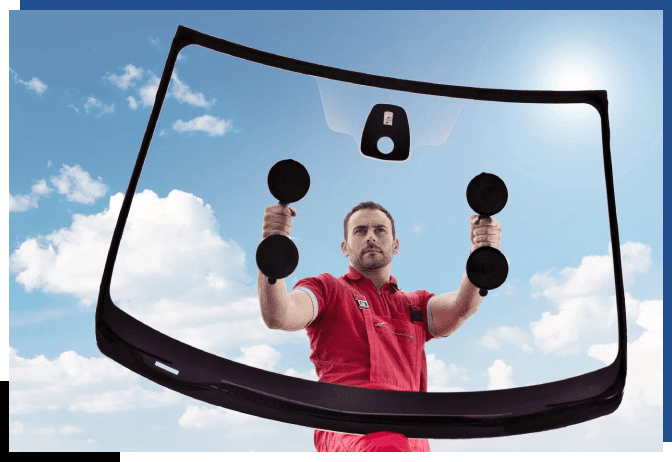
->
[[109, 36, 619, 393]]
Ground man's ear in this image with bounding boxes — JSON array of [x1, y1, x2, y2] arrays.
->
[[341, 240, 349, 257], [393, 237, 399, 255]]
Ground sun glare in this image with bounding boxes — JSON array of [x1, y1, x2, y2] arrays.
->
[[541, 54, 601, 92], [550, 64, 595, 91], [533, 54, 604, 127]]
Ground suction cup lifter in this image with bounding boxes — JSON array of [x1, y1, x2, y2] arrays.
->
[[255, 159, 310, 284], [465, 172, 509, 297]]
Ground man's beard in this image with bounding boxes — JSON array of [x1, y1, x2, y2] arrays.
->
[[351, 250, 392, 273]]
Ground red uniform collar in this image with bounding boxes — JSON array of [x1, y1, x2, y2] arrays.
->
[[345, 265, 400, 291]]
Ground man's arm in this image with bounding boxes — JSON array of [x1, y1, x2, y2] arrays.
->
[[429, 215, 502, 338], [257, 204, 315, 332], [428, 272, 482, 338], [258, 271, 314, 331]]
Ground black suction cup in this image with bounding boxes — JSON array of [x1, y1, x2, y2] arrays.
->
[[257, 159, 310, 284], [267, 159, 310, 205], [466, 172, 508, 217], [466, 246, 509, 296], [256, 234, 299, 284], [465, 172, 509, 296]]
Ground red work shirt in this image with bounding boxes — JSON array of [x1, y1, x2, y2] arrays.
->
[[294, 266, 440, 452]]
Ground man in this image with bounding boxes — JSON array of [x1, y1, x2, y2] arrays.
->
[[258, 201, 502, 452]]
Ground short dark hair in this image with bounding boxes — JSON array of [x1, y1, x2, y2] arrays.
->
[[343, 201, 395, 240]]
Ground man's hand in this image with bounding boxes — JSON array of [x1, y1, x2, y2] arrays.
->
[[470, 214, 502, 252], [262, 205, 297, 239]]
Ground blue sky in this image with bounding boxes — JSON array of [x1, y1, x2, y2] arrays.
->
[[7, 7, 664, 453]]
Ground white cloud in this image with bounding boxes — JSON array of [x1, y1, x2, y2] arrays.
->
[[127, 96, 139, 109], [84, 96, 101, 113], [9, 187, 306, 353], [8, 184, 314, 431], [10, 179, 55, 212], [138, 73, 160, 107], [588, 299, 662, 423], [283, 368, 318, 381], [9, 193, 38, 212], [531, 242, 651, 301], [530, 242, 651, 355], [59, 425, 84, 435], [24, 77, 48, 94], [170, 73, 215, 108], [68, 104, 79, 113], [563, 299, 664, 447], [8, 347, 149, 414], [9, 347, 182, 415], [503, 283, 516, 296], [586, 343, 617, 364], [9, 418, 24, 435], [108, 64, 143, 90], [426, 354, 469, 392], [486, 359, 514, 390], [178, 403, 281, 437], [8, 187, 251, 321], [32, 179, 53, 196], [9, 347, 133, 387], [132, 70, 215, 111], [28, 425, 84, 435], [616, 242, 653, 281], [11, 68, 48, 95], [68, 385, 181, 413], [173, 115, 233, 137], [479, 326, 533, 353], [50, 164, 108, 205], [233, 344, 281, 371], [84, 96, 114, 116], [178, 404, 265, 429]]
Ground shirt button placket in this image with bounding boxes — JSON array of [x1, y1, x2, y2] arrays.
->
[[381, 286, 391, 318]]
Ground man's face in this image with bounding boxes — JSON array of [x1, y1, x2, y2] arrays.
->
[[341, 209, 399, 273]]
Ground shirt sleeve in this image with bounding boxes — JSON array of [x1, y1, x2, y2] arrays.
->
[[292, 273, 333, 328], [415, 289, 440, 342]]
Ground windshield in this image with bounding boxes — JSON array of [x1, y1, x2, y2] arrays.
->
[[108, 40, 617, 392], [10, 9, 664, 452]]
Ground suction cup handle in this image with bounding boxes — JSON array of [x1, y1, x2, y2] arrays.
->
[[257, 159, 310, 284], [466, 172, 509, 297], [267, 199, 290, 285], [477, 213, 492, 297]]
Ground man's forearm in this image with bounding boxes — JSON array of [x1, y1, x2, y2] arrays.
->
[[453, 271, 483, 320], [428, 272, 483, 337], [257, 272, 291, 329]]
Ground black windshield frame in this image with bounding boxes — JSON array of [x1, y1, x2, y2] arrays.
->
[[95, 25, 627, 439]]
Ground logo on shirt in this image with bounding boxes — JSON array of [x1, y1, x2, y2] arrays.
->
[[353, 294, 369, 309], [409, 304, 423, 322]]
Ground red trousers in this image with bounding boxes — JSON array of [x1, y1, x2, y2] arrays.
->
[[314, 430, 430, 452]]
